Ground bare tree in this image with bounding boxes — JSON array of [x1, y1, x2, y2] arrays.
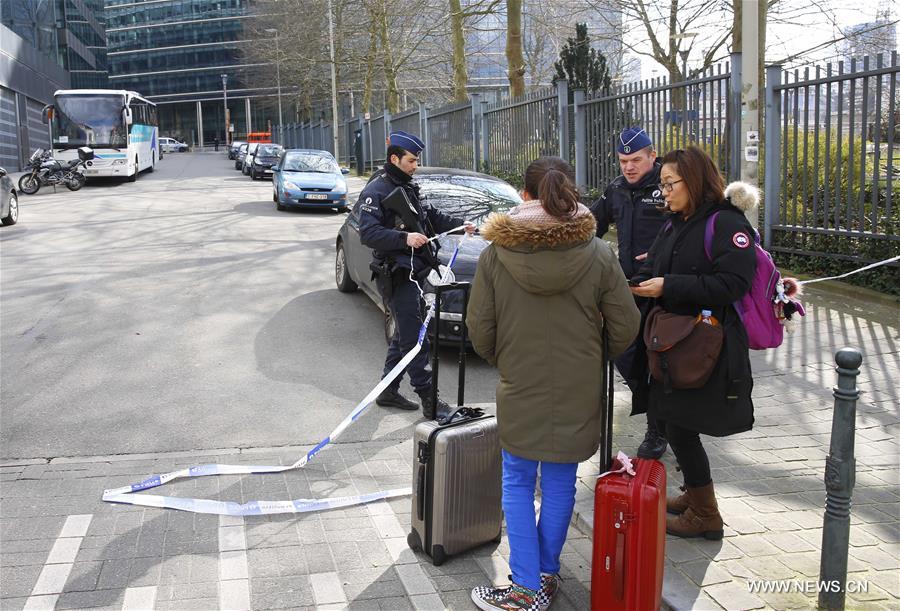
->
[[448, 0, 503, 102], [506, 0, 526, 96]]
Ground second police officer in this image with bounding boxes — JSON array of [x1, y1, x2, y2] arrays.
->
[[359, 131, 474, 420], [591, 127, 670, 459]]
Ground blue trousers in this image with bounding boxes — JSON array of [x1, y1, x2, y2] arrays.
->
[[382, 273, 432, 394], [502, 450, 579, 592]]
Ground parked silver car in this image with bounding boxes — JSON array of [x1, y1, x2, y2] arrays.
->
[[0, 167, 19, 226]]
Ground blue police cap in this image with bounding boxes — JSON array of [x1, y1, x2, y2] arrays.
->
[[389, 131, 425, 156], [616, 127, 652, 155]]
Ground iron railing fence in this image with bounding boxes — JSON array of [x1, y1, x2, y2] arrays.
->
[[275, 51, 896, 267], [581, 62, 733, 192], [426, 101, 474, 170], [482, 86, 559, 180], [274, 120, 335, 155], [390, 108, 421, 140], [765, 51, 898, 264], [366, 113, 387, 171]]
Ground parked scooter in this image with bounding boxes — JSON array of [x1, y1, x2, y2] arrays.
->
[[18, 147, 94, 195]]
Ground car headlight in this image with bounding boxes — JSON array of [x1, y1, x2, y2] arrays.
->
[[284, 181, 300, 190], [113, 159, 126, 165]]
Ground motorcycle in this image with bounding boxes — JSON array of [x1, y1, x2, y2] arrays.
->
[[18, 147, 93, 195]]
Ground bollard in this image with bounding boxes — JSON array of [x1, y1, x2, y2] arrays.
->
[[818, 348, 862, 610]]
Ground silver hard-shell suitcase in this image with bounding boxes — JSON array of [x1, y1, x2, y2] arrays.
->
[[406, 282, 503, 565]]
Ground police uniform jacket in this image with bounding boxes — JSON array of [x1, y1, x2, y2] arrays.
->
[[358, 168, 461, 276], [630, 182, 759, 437], [591, 163, 668, 278]]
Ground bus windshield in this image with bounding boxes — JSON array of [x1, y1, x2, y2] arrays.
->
[[53, 94, 126, 149]]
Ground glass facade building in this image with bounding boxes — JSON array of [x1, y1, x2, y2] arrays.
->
[[0, 0, 109, 88], [105, 0, 280, 146]]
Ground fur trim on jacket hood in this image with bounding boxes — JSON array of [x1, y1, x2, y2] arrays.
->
[[480, 211, 597, 250], [724, 181, 760, 212]]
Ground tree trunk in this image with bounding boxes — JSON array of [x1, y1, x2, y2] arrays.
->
[[505, 0, 526, 97], [378, 0, 400, 113], [449, 0, 469, 102]]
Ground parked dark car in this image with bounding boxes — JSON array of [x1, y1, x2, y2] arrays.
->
[[249, 144, 283, 180], [228, 140, 246, 160], [335, 167, 522, 343], [234, 143, 249, 170], [0, 167, 19, 226], [272, 149, 350, 211]]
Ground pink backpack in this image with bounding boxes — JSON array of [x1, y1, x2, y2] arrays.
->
[[703, 211, 803, 349]]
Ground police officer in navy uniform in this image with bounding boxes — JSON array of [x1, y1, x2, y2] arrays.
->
[[591, 127, 670, 459], [359, 131, 474, 419]]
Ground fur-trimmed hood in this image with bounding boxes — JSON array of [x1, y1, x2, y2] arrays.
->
[[479, 211, 599, 296], [724, 181, 760, 212], [480, 210, 597, 248]]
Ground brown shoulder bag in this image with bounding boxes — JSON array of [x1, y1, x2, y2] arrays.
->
[[643, 305, 724, 393]]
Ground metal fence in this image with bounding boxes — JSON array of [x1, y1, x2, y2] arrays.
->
[[482, 86, 561, 180], [276, 120, 335, 154], [427, 101, 474, 170], [765, 51, 898, 264], [277, 50, 897, 264]]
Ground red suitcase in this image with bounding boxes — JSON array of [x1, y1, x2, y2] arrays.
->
[[590, 330, 666, 611]]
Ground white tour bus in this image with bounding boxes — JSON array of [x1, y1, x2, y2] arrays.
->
[[45, 89, 159, 180]]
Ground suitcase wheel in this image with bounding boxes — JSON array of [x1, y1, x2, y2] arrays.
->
[[407, 531, 422, 552], [431, 544, 447, 566]]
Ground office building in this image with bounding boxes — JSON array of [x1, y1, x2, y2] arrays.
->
[[105, 0, 280, 146], [1, 0, 108, 170]]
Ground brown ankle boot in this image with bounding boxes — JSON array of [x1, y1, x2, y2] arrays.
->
[[667, 485, 690, 515], [666, 482, 724, 540]]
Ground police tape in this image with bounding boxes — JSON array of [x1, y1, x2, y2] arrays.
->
[[798, 255, 900, 285], [102, 238, 468, 516]]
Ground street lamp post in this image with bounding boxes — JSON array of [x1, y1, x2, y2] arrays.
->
[[221, 74, 229, 146], [265, 29, 284, 144], [327, 0, 340, 157]]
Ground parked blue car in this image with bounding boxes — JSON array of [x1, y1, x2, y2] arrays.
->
[[272, 149, 351, 212]]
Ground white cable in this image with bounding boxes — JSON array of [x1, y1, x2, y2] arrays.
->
[[798, 255, 900, 285]]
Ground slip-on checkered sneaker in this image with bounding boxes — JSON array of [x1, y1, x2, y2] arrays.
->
[[471, 583, 541, 611]]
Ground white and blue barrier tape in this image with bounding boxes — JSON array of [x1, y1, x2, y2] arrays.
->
[[103, 230, 471, 516]]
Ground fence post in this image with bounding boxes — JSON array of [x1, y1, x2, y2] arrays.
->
[[419, 102, 429, 166], [358, 114, 367, 170], [557, 80, 569, 162], [573, 88, 587, 190], [480, 100, 490, 173], [729, 52, 742, 183], [763, 64, 782, 249], [384, 109, 392, 140], [818, 348, 862, 611], [471, 93, 482, 172]]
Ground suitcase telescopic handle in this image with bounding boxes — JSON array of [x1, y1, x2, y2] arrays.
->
[[430, 282, 471, 416], [600, 326, 614, 472]]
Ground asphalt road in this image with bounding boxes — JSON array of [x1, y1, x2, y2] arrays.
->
[[0, 153, 498, 459]]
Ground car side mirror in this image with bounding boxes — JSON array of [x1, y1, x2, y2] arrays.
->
[[0, 168, 6, 177], [341, 167, 350, 175]]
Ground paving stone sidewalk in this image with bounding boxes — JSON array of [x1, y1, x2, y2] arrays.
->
[[1, 286, 897, 611], [1, 439, 595, 611]]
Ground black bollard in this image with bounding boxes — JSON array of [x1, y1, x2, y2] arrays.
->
[[818, 348, 862, 610]]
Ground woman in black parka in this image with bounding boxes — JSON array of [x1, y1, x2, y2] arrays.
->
[[630, 146, 758, 539]]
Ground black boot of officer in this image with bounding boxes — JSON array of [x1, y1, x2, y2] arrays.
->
[[375, 386, 419, 411]]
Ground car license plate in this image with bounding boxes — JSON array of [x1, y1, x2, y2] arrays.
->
[[86, 170, 98, 175], [307, 193, 328, 200], [264, 169, 272, 174]]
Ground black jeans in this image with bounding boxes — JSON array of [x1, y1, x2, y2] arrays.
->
[[665, 423, 712, 488]]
